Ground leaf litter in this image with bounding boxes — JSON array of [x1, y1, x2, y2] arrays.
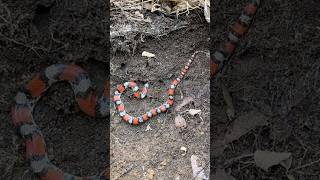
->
[[212, 111, 268, 156], [212, 168, 236, 180], [254, 151, 292, 171], [187, 109, 201, 116], [175, 96, 194, 112], [191, 155, 208, 180], [224, 111, 268, 143]]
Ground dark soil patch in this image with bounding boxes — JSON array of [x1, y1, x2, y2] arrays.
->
[[210, 0, 320, 179], [0, 0, 108, 179]]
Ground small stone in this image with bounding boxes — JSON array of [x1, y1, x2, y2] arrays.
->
[[146, 169, 156, 180], [145, 124, 152, 131], [175, 115, 187, 129], [180, 146, 187, 156], [142, 51, 156, 58]]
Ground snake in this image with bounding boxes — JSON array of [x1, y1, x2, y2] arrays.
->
[[112, 51, 206, 125], [11, 64, 109, 179], [113, 0, 260, 124], [211, 0, 260, 77], [11, 0, 260, 179]]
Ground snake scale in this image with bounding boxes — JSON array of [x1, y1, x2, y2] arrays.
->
[[11, 0, 259, 179]]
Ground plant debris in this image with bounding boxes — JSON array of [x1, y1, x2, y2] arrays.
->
[[175, 97, 194, 112], [212, 168, 236, 180], [142, 51, 156, 58], [191, 155, 208, 180], [110, 0, 208, 53], [224, 111, 268, 143], [187, 109, 202, 116]]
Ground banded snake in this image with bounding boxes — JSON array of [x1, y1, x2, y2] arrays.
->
[[10, 0, 260, 179]]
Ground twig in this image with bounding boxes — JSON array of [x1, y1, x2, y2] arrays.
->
[[224, 153, 254, 166], [0, 33, 48, 57], [118, 164, 137, 178], [290, 158, 320, 172]]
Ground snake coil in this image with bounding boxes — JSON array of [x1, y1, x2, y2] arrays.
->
[[12, 64, 109, 179]]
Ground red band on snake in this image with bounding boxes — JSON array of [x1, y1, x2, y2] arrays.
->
[[211, 0, 260, 77], [11, 64, 109, 179]]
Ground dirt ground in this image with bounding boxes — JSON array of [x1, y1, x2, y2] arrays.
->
[[0, 0, 210, 179], [0, 0, 109, 179], [210, 0, 320, 179], [0, 0, 319, 180], [110, 13, 210, 180]]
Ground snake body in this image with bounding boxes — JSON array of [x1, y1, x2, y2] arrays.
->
[[11, 0, 260, 179], [113, 51, 204, 125], [211, 0, 260, 76], [11, 64, 109, 179]]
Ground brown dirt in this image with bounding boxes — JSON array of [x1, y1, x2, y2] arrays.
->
[[1, 0, 319, 180], [210, 0, 320, 179], [110, 13, 209, 179]]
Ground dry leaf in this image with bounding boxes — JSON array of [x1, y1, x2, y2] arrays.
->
[[175, 115, 187, 128], [254, 151, 292, 171], [142, 51, 155, 58], [287, 174, 295, 180], [218, 77, 235, 120], [188, 109, 201, 116], [175, 97, 194, 112], [212, 168, 236, 180], [224, 111, 268, 143], [191, 155, 208, 180]]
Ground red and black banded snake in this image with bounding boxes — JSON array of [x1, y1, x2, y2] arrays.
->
[[112, 50, 207, 125], [211, 0, 260, 77], [10, 0, 260, 179], [113, 0, 261, 125], [11, 64, 109, 179]]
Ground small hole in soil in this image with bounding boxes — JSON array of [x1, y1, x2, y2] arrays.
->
[[58, 54, 64, 59], [75, 62, 87, 69], [57, 109, 64, 114], [35, 4, 51, 15], [260, 127, 270, 137], [69, 105, 75, 112], [120, 63, 126, 70]]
